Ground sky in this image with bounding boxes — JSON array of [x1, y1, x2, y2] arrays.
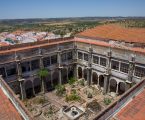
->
[[0, 0, 145, 19]]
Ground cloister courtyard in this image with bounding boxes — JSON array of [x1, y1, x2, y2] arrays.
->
[[23, 77, 120, 120]]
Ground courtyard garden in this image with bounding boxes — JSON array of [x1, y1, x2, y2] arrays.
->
[[24, 78, 117, 120]]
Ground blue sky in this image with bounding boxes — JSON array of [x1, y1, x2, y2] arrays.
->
[[0, 0, 145, 19]]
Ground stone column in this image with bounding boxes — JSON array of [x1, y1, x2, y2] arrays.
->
[[103, 73, 110, 94], [66, 67, 69, 82], [87, 67, 92, 86], [128, 55, 135, 83], [18, 79, 26, 100], [57, 47, 62, 85], [88, 47, 93, 85], [15, 55, 26, 100], [39, 48, 44, 69], [103, 50, 112, 94], [116, 83, 119, 95], [73, 44, 78, 80]]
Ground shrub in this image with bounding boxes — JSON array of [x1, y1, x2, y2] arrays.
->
[[79, 80, 85, 86], [55, 84, 66, 96], [65, 92, 81, 102], [104, 98, 111, 105], [68, 77, 76, 85]]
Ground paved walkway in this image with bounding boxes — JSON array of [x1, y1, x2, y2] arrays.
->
[[45, 91, 68, 108]]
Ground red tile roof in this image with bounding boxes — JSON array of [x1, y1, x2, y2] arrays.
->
[[0, 88, 22, 120], [78, 24, 145, 44], [114, 88, 145, 120]]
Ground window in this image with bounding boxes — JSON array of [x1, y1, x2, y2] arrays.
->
[[84, 53, 89, 61], [21, 62, 30, 73], [51, 55, 57, 64], [31, 59, 39, 70], [6, 64, 17, 76], [61, 53, 67, 62], [0, 67, 6, 77], [67, 51, 73, 60], [78, 52, 83, 59], [111, 60, 119, 70], [43, 57, 50, 67], [100, 57, 106, 67], [120, 63, 129, 73], [93, 56, 99, 64], [134, 66, 145, 77]]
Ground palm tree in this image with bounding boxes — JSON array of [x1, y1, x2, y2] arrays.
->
[[38, 68, 48, 94]]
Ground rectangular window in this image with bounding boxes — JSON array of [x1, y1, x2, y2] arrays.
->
[[78, 52, 83, 60], [6, 64, 17, 76], [100, 57, 106, 67], [21, 62, 31, 73], [111, 60, 119, 70], [120, 63, 129, 73], [51, 55, 57, 64], [43, 57, 50, 67], [61, 53, 67, 62], [134, 66, 145, 77], [93, 56, 99, 64], [0, 67, 6, 77], [84, 53, 89, 61], [67, 51, 73, 60], [31, 59, 40, 70]]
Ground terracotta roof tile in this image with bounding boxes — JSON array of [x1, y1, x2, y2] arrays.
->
[[114, 88, 145, 120], [0, 88, 22, 120], [78, 24, 145, 44]]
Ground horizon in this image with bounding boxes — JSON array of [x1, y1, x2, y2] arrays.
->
[[1, 16, 145, 21], [0, 0, 145, 19]]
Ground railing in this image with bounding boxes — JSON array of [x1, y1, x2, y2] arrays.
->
[[0, 76, 33, 120], [0, 37, 74, 51], [93, 78, 145, 120]]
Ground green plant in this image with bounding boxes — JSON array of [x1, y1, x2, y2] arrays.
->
[[68, 77, 76, 85], [37, 68, 49, 93], [104, 98, 111, 105], [79, 80, 85, 86], [55, 84, 66, 96], [65, 91, 81, 102]]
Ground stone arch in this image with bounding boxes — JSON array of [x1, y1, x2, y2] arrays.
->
[[52, 70, 59, 86], [92, 72, 98, 84], [33, 78, 41, 94], [84, 69, 87, 81], [24, 80, 34, 98], [45, 72, 53, 91], [99, 75, 104, 88], [78, 67, 83, 79], [118, 82, 126, 95], [68, 66, 74, 79], [109, 79, 117, 93], [62, 68, 68, 84]]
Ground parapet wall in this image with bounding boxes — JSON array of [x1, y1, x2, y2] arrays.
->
[[0, 76, 33, 120], [93, 78, 145, 120]]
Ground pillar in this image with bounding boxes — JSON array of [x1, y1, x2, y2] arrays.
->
[[18, 79, 26, 100], [73, 44, 78, 80], [57, 47, 62, 85], [88, 47, 93, 85], [128, 55, 135, 82], [116, 83, 119, 95], [103, 73, 110, 94], [39, 48, 44, 69], [87, 67, 92, 85]]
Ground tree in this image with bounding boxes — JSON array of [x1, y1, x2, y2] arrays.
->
[[38, 68, 48, 93]]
